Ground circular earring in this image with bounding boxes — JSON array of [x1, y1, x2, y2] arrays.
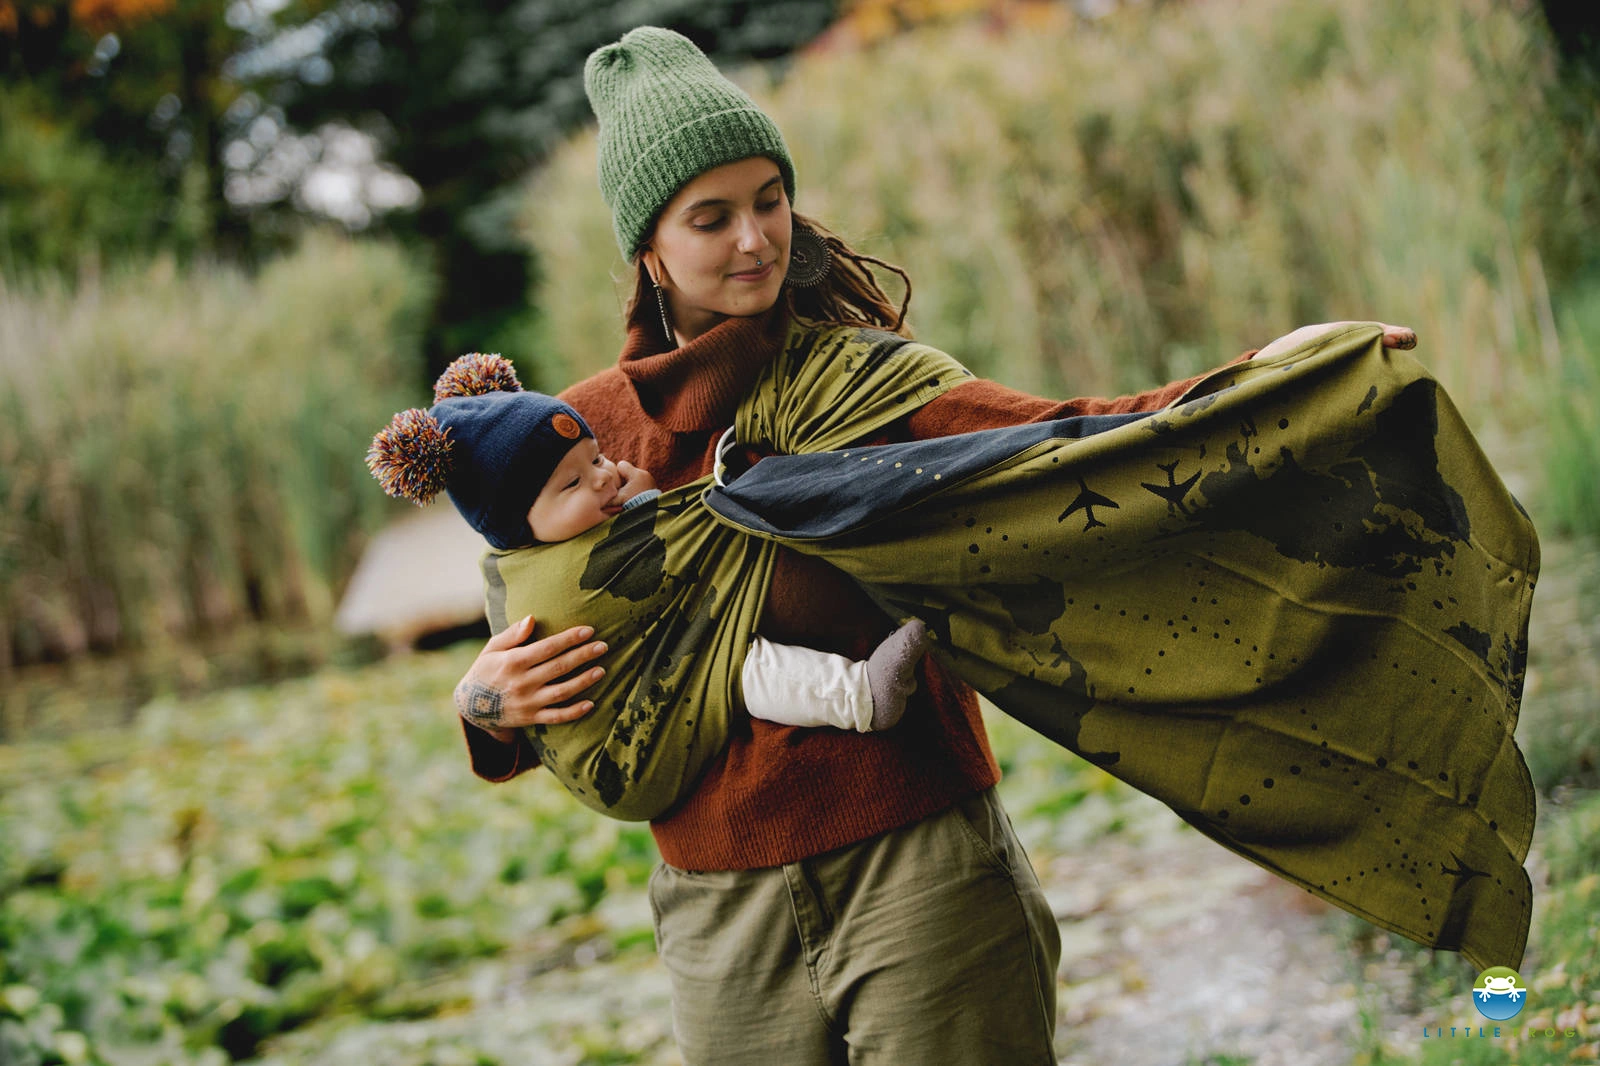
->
[[786, 225, 832, 288]]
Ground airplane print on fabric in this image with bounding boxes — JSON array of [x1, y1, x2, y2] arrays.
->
[[1059, 477, 1120, 530]]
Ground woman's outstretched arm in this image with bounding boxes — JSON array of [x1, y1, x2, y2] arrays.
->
[[455, 613, 608, 781], [906, 351, 1253, 436], [1253, 321, 1415, 361], [907, 324, 1416, 436]]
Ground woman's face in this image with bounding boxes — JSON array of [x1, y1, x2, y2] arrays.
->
[[641, 156, 791, 343]]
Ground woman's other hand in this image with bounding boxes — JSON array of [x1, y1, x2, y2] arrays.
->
[[1377, 324, 1417, 349], [1254, 321, 1418, 362], [454, 615, 607, 744]]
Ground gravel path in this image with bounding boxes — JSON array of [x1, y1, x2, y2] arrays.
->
[[1042, 810, 1380, 1066]]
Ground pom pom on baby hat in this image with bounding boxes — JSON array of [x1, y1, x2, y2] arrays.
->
[[433, 352, 523, 402], [367, 352, 598, 549], [367, 408, 453, 506]]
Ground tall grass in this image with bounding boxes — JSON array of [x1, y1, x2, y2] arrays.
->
[[526, 0, 1598, 419], [1544, 278, 1600, 539], [0, 235, 432, 673]]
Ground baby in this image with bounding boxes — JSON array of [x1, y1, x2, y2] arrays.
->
[[369, 353, 930, 734]]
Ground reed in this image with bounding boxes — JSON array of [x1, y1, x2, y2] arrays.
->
[[1543, 279, 1600, 538], [0, 234, 432, 672]]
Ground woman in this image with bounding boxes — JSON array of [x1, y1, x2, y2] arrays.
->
[[450, 27, 1418, 1064]]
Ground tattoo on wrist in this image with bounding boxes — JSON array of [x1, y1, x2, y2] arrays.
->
[[457, 680, 506, 727]]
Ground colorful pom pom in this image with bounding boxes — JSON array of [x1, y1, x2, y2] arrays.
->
[[433, 352, 523, 402], [367, 408, 453, 505]]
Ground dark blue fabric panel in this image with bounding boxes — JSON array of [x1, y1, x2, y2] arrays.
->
[[706, 410, 1152, 540]]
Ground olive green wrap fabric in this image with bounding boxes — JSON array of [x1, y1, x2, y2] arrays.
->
[[478, 324, 971, 823], [709, 322, 1538, 970], [479, 318, 1536, 970]]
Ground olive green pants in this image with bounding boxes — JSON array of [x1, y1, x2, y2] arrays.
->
[[648, 788, 1062, 1065]]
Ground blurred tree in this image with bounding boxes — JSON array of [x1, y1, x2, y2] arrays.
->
[[243, 0, 840, 377], [0, 88, 167, 273], [0, 0, 252, 269]]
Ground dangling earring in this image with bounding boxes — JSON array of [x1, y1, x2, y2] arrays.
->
[[786, 224, 832, 288], [652, 273, 675, 346]]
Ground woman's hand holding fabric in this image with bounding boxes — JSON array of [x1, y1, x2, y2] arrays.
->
[[1253, 322, 1417, 363], [1378, 324, 1418, 349], [454, 614, 607, 744]]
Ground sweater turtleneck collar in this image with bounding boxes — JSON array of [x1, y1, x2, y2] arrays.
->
[[617, 304, 789, 433]]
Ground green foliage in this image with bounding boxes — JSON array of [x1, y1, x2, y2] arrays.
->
[[0, 646, 662, 1064], [528, 0, 1600, 417], [1, 0, 253, 265], [1531, 795, 1600, 997], [1541, 276, 1600, 539], [1512, 535, 1600, 793], [0, 235, 431, 670], [0, 89, 187, 277]]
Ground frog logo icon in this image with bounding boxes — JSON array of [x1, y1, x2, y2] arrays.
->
[[1472, 967, 1527, 1020]]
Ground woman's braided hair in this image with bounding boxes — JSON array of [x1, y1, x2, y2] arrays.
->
[[626, 211, 913, 340]]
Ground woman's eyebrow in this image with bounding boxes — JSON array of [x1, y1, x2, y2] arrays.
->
[[679, 176, 783, 214]]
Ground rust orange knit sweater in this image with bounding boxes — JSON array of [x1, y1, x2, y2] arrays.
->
[[463, 307, 1244, 870]]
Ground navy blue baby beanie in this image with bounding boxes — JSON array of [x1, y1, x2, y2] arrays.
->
[[368, 353, 593, 549]]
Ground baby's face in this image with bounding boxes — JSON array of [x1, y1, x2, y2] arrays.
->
[[527, 437, 623, 542]]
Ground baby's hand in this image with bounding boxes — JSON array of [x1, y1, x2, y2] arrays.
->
[[613, 460, 656, 504]]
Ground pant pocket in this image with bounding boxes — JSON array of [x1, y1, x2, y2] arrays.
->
[[948, 788, 1015, 878], [646, 861, 667, 950]]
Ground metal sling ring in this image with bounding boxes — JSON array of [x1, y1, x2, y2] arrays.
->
[[713, 424, 739, 489]]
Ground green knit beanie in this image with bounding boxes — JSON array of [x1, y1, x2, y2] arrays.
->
[[584, 26, 797, 257]]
